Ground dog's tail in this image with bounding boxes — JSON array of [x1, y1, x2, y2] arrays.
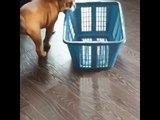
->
[[20, 15, 26, 34]]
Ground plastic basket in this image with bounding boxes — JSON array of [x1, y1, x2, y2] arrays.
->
[[63, 1, 126, 70]]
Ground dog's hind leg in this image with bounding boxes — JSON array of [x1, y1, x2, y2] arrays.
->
[[28, 29, 47, 58]]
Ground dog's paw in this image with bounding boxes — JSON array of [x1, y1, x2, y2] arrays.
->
[[44, 44, 51, 52], [52, 31, 56, 35], [38, 51, 47, 58]]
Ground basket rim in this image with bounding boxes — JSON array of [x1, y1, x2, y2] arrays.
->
[[63, 39, 125, 45]]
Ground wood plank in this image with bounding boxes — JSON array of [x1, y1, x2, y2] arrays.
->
[[21, 79, 79, 120]]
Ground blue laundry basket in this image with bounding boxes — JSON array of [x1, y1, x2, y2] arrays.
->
[[63, 1, 126, 70]]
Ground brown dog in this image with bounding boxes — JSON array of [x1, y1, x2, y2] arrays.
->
[[20, 0, 75, 58]]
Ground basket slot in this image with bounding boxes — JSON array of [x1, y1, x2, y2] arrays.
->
[[80, 38, 92, 68], [81, 7, 92, 32], [96, 38, 109, 68], [96, 45, 109, 68], [96, 7, 107, 31], [80, 45, 92, 68]]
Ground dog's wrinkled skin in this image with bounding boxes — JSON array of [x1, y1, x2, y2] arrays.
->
[[20, 0, 75, 58]]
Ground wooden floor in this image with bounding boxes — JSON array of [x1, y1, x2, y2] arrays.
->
[[20, 0, 140, 120]]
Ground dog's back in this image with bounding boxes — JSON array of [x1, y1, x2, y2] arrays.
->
[[20, 0, 31, 8], [20, 15, 27, 34]]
